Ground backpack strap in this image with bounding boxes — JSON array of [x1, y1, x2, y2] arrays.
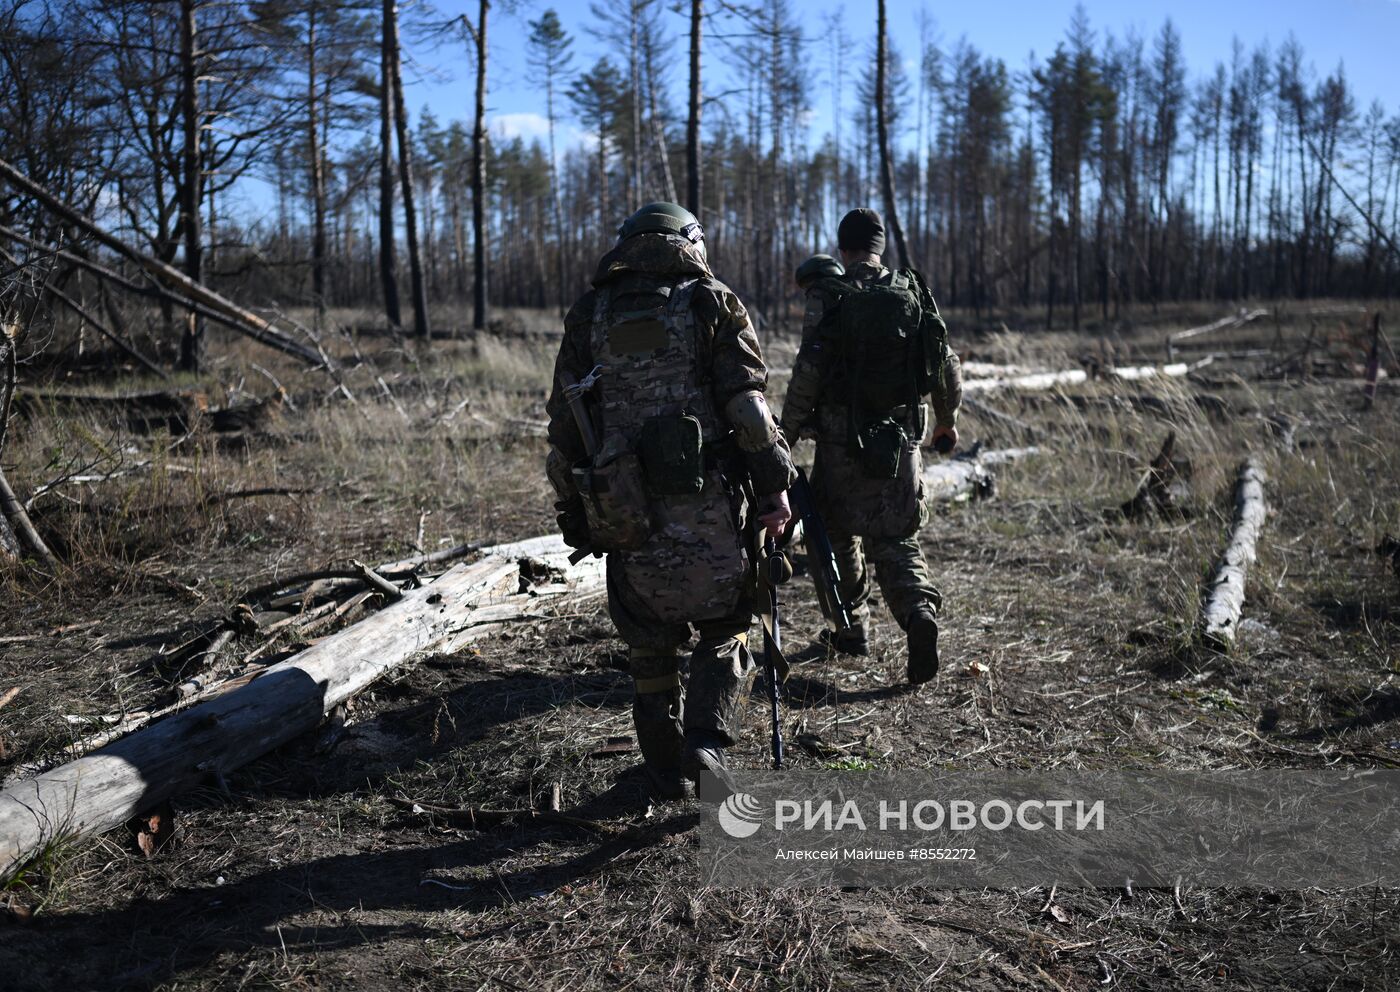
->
[[670, 277, 705, 385]]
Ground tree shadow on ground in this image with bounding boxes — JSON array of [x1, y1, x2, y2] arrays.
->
[[243, 663, 633, 803], [1, 799, 697, 992], [778, 673, 912, 708], [1311, 596, 1400, 631], [1286, 685, 1400, 742]]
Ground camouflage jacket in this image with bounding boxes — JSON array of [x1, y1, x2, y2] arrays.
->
[[780, 259, 962, 440], [546, 233, 796, 504]]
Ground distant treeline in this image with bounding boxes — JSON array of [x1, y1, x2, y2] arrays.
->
[[2, 0, 1397, 349]]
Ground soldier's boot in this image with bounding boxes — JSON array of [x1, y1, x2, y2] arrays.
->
[[630, 649, 688, 801], [905, 605, 940, 685], [818, 622, 870, 657], [681, 625, 753, 799], [682, 728, 738, 799]]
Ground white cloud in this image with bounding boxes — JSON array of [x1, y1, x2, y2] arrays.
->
[[489, 113, 596, 157], [490, 111, 552, 143]]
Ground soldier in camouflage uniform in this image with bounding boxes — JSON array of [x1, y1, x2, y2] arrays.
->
[[782, 209, 963, 683], [546, 202, 796, 798]]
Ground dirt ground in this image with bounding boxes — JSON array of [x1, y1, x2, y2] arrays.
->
[[1, 301, 1397, 990]]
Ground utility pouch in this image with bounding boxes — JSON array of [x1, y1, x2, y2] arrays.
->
[[638, 413, 705, 495], [571, 436, 652, 551], [856, 417, 907, 480]]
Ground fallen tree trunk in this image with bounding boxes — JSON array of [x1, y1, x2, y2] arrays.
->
[[0, 535, 604, 882], [959, 396, 1040, 440], [0, 449, 1045, 879], [15, 388, 210, 434], [1199, 458, 1268, 649], [0, 159, 328, 370], [921, 445, 1042, 503], [1166, 308, 1269, 358], [961, 357, 1212, 395]]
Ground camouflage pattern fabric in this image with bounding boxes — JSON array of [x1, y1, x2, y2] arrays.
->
[[810, 403, 928, 539], [609, 556, 756, 748], [828, 529, 942, 631], [781, 261, 962, 441], [546, 231, 794, 755], [780, 257, 961, 625]]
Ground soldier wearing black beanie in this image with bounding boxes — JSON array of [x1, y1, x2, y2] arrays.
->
[[836, 208, 886, 257], [781, 206, 963, 686]]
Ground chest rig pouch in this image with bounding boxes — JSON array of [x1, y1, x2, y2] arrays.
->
[[857, 417, 908, 480], [639, 413, 705, 494], [571, 434, 651, 552]]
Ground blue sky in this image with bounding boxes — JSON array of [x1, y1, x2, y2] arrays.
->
[[400, 0, 1400, 153]]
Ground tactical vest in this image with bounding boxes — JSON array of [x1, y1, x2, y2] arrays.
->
[[583, 275, 749, 622], [589, 277, 724, 495]]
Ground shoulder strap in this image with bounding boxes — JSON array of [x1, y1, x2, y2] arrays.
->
[[673, 277, 709, 384]]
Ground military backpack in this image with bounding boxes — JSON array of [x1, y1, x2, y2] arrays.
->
[[817, 268, 948, 476]]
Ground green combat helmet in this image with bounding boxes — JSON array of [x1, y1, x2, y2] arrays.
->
[[618, 202, 705, 252], [795, 253, 844, 289]]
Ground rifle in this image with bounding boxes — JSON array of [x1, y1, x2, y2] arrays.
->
[[559, 366, 603, 565], [759, 536, 792, 769], [786, 466, 854, 630]]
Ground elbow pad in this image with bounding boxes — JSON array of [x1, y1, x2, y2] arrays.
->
[[725, 390, 795, 496], [724, 390, 780, 453]]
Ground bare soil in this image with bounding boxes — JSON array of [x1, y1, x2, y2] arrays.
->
[[0, 302, 1396, 991]]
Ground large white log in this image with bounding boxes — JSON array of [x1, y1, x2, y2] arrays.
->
[[961, 357, 1213, 394], [921, 446, 1042, 502], [1199, 458, 1268, 649], [0, 536, 603, 882]]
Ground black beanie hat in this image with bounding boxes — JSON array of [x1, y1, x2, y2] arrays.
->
[[837, 208, 886, 255]]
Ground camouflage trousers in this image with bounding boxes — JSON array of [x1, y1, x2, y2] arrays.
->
[[828, 528, 942, 630], [606, 555, 756, 775], [810, 408, 942, 629]]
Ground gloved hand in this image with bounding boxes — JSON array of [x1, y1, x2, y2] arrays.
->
[[555, 496, 590, 550], [930, 424, 958, 455]]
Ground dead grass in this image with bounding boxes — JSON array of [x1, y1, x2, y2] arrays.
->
[[0, 301, 1397, 990]]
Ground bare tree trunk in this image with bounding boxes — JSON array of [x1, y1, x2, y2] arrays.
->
[[0, 331, 15, 459], [378, 2, 401, 329], [542, 48, 567, 315], [471, 0, 489, 330], [874, 0, 910, 269], [628, 2, 642, 202], [178, 0, 204, 372], [647, 69, 677, 205], [307, 1, 327, 320], [387, 0, 430, 339], [685, 0, 702, 216], [0, 330, 16, 565]]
